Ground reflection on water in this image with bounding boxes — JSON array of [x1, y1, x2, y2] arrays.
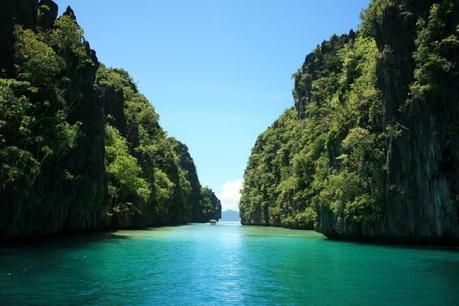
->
[[0, 222, 458, 305]]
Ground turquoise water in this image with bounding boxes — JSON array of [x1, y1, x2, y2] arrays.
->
[[0, 222, 458, 305]]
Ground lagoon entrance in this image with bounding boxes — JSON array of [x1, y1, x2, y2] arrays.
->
[[1, 222, 458, 305]]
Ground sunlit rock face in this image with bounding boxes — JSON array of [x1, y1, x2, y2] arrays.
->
[[312, 0, 459, 243], [241, 0, 459, 244]]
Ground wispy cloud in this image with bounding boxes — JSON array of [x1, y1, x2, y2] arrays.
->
[[217, 179, 243, 211]]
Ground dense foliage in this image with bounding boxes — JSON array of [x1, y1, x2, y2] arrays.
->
[[241, 34, 384, 228], [95, 65, 219, 227], [0, 0, 220, 239], [241, 0, 459, 243]]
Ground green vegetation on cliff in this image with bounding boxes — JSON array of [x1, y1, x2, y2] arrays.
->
[[0, 0, 220, 239], [241, 0, 459, 243], [241, 34, 384, 229], [96, 65, 221, 227]]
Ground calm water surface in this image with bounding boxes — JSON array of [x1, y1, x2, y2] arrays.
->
[[0, 222, 458, 305]]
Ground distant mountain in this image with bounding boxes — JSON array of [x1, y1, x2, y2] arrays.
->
[[221, 210, 240, 222]]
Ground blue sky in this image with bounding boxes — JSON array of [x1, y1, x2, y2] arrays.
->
[[55, 0, 370, 210]]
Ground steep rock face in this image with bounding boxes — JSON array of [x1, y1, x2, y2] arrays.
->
[[0, 0, 107, 239], [240, 109, 303, 227], [0, 0, 37, 75], [36, 0, 58, 30], [0, 0, 221, 240], [376, 0, 459, 241], [96, 66, 223, 228], [241, 0, 459, 244], [319, 0, 459, 243], [172, 140, 204, 221], [199, 187, 222, 221], [241, 34, 359, 231], [58, 6, 107, 232], [99, 86, 127, 135]]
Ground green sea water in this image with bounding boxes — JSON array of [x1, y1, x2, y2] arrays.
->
[[0, 222, 458, 305]]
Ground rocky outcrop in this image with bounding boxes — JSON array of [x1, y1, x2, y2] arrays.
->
[[199, 187, 222, 221], [241, 0, 459, 244], [319, 0, 459, 244], [0, 0, 108, 239], [99, 86, 127, 135], [173, 140, 204, 221], [376, 0, 459, 242], [0, 0, 220, 240], [0, 0, 37, 75], [36, 0, 58, 30]]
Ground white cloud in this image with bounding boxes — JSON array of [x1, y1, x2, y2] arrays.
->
[[217, 179, 243, 211]]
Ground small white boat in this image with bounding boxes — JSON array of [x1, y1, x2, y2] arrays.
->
[[209, 219, 217, 225]]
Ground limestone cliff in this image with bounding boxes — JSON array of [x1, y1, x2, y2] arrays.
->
[[318, 0, 459, 243], [241, 0, 459, 244], [0, 0, 221, 240]]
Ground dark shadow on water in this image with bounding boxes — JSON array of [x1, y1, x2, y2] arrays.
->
[[241, 224, 459, 252], [0, 230, 137, 252], [245, 233, 324, 240], [0, 221, 203, 249], [324, 236, 459, 253]]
